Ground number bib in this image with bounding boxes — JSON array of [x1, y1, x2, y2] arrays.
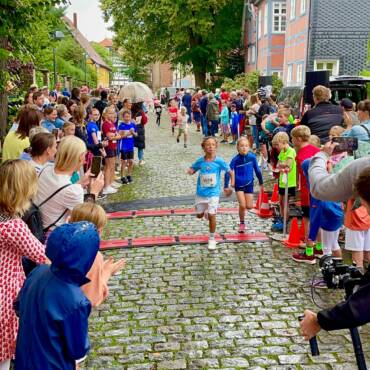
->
[[200, 173, 216, 188]]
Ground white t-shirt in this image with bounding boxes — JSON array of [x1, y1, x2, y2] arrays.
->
[[248, 103, 260, 126], [29, 159, 45, 175], [35, 164, 84, 229]]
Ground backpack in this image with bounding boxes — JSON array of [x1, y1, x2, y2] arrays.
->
[[354, 124, 370, 159], [22, 183, 72, 243]]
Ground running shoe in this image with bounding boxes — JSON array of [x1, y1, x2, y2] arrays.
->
[[176, 138, 179, 143], [208, 239, 217, 251], [184, 144, 187, 148], [111, 181, 122, 189], [271, 218, 284, 232], [103, 186, 118, 195], [121, 177, 128, 185], [314, 249, 323, 258], [139, 160, 145, 165], [292, 252, 316, 264], [311, 278, 327, 289], [238, 223, 246, 233], [127, 176, 133, 183]]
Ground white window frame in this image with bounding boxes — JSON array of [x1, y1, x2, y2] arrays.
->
[[300, 0, 306, 14], [258, 9, 262, 39], [296, 63, 304, 85], [272, 2, 286, 33], [290, 0, 296, 20], [263, 3, 268, 35], [314, 59, 340, 76], [272, 70, 283, 79], [287, 64, 293, 86]]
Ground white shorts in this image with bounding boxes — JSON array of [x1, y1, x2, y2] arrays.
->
[[195, 196, 219, 215], [321, 229, 341, 254], [345, 228, 370, 252]]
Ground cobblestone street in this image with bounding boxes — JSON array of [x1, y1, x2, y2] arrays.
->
[[83, 114, 370, 369]]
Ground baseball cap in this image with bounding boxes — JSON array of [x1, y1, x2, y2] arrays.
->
[[340, 98, 353, 109]]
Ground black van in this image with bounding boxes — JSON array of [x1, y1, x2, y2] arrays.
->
[[278, 75, 370, 118]]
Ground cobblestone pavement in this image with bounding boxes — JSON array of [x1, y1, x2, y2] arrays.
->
[[83, 113, 370, 369]]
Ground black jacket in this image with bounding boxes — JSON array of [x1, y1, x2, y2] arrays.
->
[[317, 278, 370, 331], [134, 124, 145, 149], [300, 102, 343, 144]]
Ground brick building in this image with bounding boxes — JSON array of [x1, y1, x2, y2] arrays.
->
[[244, 0, 370, 87]]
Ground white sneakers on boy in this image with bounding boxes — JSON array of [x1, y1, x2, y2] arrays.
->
[[208, 239, 217, 251], [103, 186, 118, 195]]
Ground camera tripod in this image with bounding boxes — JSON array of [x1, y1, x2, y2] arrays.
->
[[303, 275, 367, 370]]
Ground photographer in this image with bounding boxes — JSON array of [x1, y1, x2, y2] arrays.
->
[[301, 146, 370, 340]]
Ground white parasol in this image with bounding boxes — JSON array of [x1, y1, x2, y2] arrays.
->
[[118, 82, 153, 103]]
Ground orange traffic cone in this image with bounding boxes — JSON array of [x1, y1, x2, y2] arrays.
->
[[270, 183, 279, 204], [299, 219, 306, 242], [257, 192, 273, 218], [254, 187, 264, 210], [283, 217, 301, 248]]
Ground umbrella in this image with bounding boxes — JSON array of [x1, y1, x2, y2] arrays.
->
[[118, 82, 153, 103]]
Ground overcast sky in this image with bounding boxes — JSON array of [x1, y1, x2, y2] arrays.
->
[[65, 0, 113, 42]]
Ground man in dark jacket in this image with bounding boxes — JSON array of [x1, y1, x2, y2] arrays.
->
[[182, 90, 192, 123], [300, 85, 343, 143], [199, 90, 209, 136], [14, 222, 100, 370], [94, 90, 108, 119]]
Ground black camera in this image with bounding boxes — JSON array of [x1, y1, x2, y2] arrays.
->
[[320, 255, 363, 289]]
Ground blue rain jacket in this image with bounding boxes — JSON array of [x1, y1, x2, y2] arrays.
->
[[302, 159, 343, 241], [14, 222, 100, 370]]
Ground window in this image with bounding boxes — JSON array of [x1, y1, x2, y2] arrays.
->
[[290, 0, 296, 20], [263, 3, 268, 35], [273, 2, 286, 33], [296, 63, 304, 85], [287, 64, 293, 86], [258, 9, 262, 38], [272, 70, 283, 79], [314, 59, 339, 76], [300, 0, 306, 14]]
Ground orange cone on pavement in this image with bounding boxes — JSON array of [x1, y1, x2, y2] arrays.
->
[[254, 187, 264, 210], [257, 192, 273, 218], [299, 219, 306, 242], [270, 183, 279, 204], [283, 217, 301, 248]]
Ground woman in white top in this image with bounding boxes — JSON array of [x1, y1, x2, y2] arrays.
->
[[247, 94, 261, 150], [34, 136, 104, 232], [28, 132, 58, 174]]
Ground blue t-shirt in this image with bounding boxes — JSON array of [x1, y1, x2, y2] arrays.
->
[[118, 121, 136, 152], [86, 121, 101, 146], [191, 156, 230, 197], [42, 120, 56, 133]]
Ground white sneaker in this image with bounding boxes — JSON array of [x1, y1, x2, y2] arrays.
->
[[103, 186, 118, 195], [139, 160, 145, 165], [208, 239, 217, 251], [111, 181, 122, 189]]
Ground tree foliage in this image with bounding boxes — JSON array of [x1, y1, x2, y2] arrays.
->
[[101, 0, 244, 87], [222, 71, 283, 96]]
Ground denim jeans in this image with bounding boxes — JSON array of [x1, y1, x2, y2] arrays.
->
[[201, 115, 209, 136], [251, 125, 260, 149], [210, 120, 219, 136], [137, 148, 144, 161]]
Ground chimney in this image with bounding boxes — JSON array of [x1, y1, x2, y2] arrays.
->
[[73, 13, 77, 29]]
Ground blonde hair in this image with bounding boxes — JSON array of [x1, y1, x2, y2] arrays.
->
[[308, 135, 321, 148], [272, 131, 289, 145], [237, 136, 249, 148], [291, 125, 311, 141], [329, 125, 345, 138], [102, 106, 116, 120], [278, 108, 291, 118], [29, 126, 48, 141], [70, 203, 107, 230], [180, 106, 187, 114], [201, 136, 218, 149], [62, 121, 75, 132], [0, 160, 38, 216], [119, 108, 131, 121], [55, 136, 86, 172], [313, 85, 331, 103]]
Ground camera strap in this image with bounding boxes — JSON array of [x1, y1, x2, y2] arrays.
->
[[360, 124, 370, 138]]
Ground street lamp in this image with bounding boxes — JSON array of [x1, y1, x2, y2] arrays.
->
[[52, 30, 64, 87], [84, 52, 88, 85]]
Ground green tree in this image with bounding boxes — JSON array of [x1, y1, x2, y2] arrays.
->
[[0, 0, 66, 139], [91, 42, 114, 70], [101, 0, 244, 87]]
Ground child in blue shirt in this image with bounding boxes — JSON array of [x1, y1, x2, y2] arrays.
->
[[225, 137, 263, 233], [86, 108, 104, 156], [230, 104, 240, 145], [292, 159, 343, 265], [118, 109, 138, 184], [220, 101, 230, 143], [187, 137, 232, 250]]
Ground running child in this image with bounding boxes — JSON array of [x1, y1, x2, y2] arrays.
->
[[230, 104, 240, 144], [187, 137, 232, 250], [118, 109, 138, 184], [271, 132, 297, 232], [154, 101, 162, 126], [176, 106, 189, 148], [168, 99, 178, 135], [225, 137, 263, 233]]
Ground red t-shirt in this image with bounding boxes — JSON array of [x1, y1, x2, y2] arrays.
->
[[296, 144, 320, 206], [220, 92, 229, 101], [169, 107, 178, 122], [102, 120, 118, 151]]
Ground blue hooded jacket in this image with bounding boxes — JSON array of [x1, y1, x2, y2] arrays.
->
[[15, 222, 100, 370], [302, 159, 343, 240]]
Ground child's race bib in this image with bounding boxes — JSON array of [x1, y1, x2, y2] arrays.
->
[[200, 173, 216, 188]]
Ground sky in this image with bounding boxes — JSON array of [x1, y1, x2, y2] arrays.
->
[[65, 0, 113, 42]]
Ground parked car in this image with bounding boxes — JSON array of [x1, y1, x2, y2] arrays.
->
[[278, 75, 370, 118]]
